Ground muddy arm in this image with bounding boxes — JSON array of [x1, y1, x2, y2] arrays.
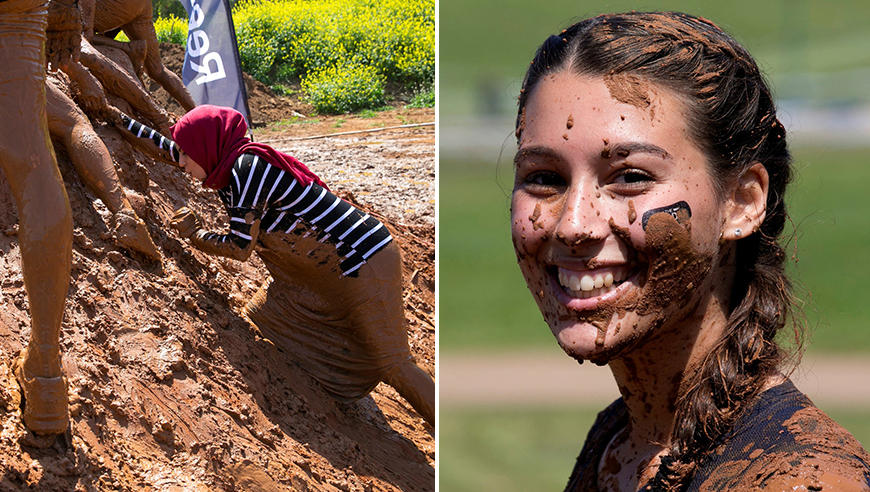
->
[[171, 207, 260, 262], [118, 112, 180, 164], [190, 221, 260, 262], [78, 37, 172, 133], [59, 55, 118, 122], [124, 16, 196, 110]]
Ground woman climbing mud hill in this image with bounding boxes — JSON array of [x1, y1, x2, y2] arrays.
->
[[510, 11, 870, 491], [121, 105, 434, 427]]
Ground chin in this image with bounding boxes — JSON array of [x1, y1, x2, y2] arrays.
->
[[552, 320, 618, 365], [549, 310, 653, 365]]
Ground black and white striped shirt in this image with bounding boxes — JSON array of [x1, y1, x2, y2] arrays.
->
[[213, 154, 392, 276], [122, 113, 181, 162], [120, 113, 392, 276]]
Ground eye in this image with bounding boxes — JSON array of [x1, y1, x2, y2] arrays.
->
[[526, 171, 565, 187], [609, 168, 654, 193], [519, 170, 566, 194]]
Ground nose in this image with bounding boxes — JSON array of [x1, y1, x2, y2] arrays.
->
[[553, 183, 609, 247]]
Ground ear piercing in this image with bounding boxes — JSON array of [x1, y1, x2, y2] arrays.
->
[[734, 228, 742, 237]]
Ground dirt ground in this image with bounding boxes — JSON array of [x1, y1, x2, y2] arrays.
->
[[0, 46, 434, 490]]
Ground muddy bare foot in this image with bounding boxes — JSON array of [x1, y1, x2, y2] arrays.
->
[[14, 352, 69, 437], [112, 208, 161, 261]]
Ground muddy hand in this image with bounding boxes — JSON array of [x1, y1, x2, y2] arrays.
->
[[71, 68, 112, 118], [102, 105, 123, 126], [171, 207, 201, 239], [46, 0, 82, 70], [114, 209, 161, 260]]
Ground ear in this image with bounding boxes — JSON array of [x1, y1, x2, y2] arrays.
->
[[724, 162, 768, 240]]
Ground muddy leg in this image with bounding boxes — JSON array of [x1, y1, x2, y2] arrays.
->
[[77, 0, 93, 39], [45, 81, 160, 259], [351, 243, 435, 427], [385, 361, 434, 426], [0, 0, 72, 434], [92, 34, 146, 78], [124, 16, 195, 111], [78, 36, 172, 133]]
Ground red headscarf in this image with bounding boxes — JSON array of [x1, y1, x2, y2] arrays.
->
[[170, 105, 327, 191]]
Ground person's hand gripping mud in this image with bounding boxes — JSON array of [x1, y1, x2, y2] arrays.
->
[[170, 207, 202, 239]]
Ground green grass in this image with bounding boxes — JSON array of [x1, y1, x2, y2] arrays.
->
[[233, 0, 433, 99], [409, 88, 435, 108], [146, 0, 434, 113], [439, 158, 553, 350], [439, 405, 870, 491], [439, 146, 870, 353], [827, 407, 870, 450], [267, 117, 321, 129], [439, 406, 600, 491], [785, 145, 870, 352]]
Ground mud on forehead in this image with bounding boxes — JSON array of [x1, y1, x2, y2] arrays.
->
[[603, 73, 652, 111]]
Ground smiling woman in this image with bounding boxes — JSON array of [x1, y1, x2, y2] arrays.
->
[[511, 11, 870, 491]]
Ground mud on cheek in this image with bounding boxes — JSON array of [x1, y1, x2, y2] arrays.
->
[[573, 210, 711, 361], [637, 211, 712, 317]]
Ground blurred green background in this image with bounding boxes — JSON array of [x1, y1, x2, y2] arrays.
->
[[439, 1, 870, 490]]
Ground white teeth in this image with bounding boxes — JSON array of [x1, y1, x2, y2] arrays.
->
[[569, 274, 582, 291], [559, 270, 581, 291], [558, 267, 627, 297]]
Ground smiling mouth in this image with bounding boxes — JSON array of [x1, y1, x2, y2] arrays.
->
[[554, 265, 636, 299]]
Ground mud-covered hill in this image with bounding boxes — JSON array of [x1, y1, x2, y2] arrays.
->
[[0, 45, 434, 490]]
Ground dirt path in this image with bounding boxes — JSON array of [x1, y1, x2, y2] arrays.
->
[[440, 351, 870, 408]]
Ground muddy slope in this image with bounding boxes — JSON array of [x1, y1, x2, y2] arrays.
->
[[0, 46, 434, 491]]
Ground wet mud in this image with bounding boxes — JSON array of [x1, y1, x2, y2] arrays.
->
[[247, 231, 433, 426], [0, 42, 434, 490], [562, 208, 711, 365], [603, 73, 651, 114], [697, 405, 870, 490]]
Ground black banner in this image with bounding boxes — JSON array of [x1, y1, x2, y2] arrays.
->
[[179, 0, 251, 124]]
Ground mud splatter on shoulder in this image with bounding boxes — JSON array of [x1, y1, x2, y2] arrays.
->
[[697, 405, 870, 491]]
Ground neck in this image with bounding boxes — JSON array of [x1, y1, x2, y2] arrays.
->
[[609, 284, 731, 447]]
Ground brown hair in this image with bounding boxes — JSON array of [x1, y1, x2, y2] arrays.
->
[[517, 11, 801, 490]]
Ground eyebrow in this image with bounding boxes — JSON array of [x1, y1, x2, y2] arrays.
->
[[514, 141, 671, 166], [609, 142, 671, 160], [514, 146, 560, 166]]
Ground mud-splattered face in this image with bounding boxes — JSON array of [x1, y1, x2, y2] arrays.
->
[[511, 72, 727, 364]]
